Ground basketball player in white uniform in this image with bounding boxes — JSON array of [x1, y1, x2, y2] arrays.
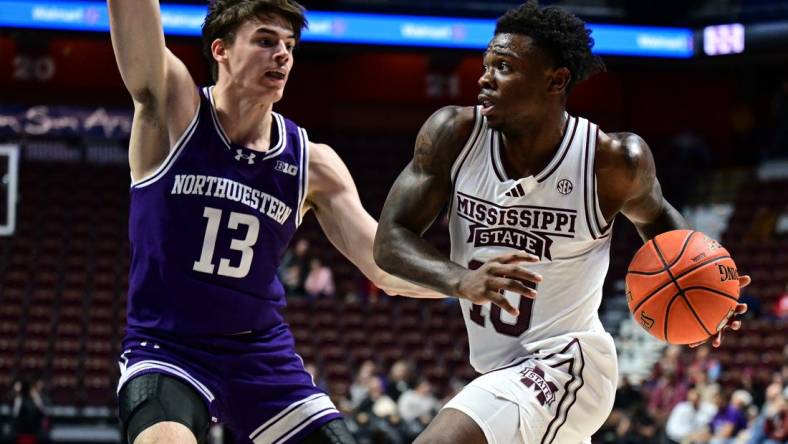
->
[[374, 2, 750, 443]]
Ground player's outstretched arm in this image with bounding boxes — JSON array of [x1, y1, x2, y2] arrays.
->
[[108, 0, 198, 182], [600, 132, 749, 347], [374, 107, 540, 315], [305, 141, 443, 298]]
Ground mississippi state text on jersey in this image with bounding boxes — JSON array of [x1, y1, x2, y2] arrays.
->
[[448, 108, 613, 372]]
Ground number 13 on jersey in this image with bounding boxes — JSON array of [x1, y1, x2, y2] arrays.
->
[[193, 206, 260, 278]]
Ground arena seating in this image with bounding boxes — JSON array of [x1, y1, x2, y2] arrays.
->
[[0, 138, 785, 411]]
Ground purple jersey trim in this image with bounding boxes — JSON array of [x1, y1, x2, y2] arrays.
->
[[203, 86, 288, 161], [117, 359, 215, 401], [296, 127, 309, 227], [249, 393, 340, 443], [131, 99, 201, 189]]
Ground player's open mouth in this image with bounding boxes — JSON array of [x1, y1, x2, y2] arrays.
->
[[479, 98, 495, 115], [265, 70, 286, 81]]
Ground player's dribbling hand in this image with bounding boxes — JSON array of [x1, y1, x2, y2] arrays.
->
[[456, 252, 542, 316], [690, 275, 751, 348]]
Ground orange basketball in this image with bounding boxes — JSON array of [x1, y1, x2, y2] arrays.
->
[[625, 230, 740, 345]]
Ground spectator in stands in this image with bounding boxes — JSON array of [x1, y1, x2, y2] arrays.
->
[[747, 382, 787, 444], [357, 377, 398, 419], [304, 256, 335, 299], [279, 238, 311, 296], [350, 411, 395, 444], [349, 360, 379, 409], [665, 387, 717, 444], [385, 360, 414, 402], [708, 390, 752, 444], [782, 362, 788, 383], [615, 376, 643, 412], [647, 368, 689, 426], [661, 345, 686, 380], [397, 378, 440, 423], [774, 283, 788, 319], [688, 345, 721, 383], [761, 391, 787, 444], [31, 379, 49, 411], [745, 207, 777, 243], [12, 378, 46, 444], [688, 366, 721, 405], [626, 405, 660, 444]]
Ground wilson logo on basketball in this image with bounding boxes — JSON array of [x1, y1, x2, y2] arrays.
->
[[520, 366, 558, 406], [691, 252, 707, 262], [717, 265, 738, 282], [639, 311, 655, 330], [556, 179, 573, 195]]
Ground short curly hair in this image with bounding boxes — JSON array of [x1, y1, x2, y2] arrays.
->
[[495, 0, 604, 92], [203, 0, 307, 82]]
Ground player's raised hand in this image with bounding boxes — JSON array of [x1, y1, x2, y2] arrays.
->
[[457, 252, 542, 316], [690, 274, 751, 348]]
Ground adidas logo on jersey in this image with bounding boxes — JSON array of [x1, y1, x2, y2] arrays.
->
[[505, 183, 526, 197], [234, 149, 256, 165]]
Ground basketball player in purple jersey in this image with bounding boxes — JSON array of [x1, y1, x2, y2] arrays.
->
[[375, 2, 750, 443], [108, 1, 437, 443]]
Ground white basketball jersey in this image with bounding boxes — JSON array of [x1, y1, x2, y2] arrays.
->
[[449, 108, 614, 373]]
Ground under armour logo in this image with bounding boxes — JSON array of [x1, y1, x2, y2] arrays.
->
[[521, 366, 558, 406], [505, 183, 526, 198], [235, 149, 256, 164]]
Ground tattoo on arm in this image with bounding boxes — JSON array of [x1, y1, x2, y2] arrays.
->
[[617, 134, 689, 240], [374, 106, 473, 295]]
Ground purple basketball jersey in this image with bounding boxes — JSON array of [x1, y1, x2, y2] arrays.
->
[[127, 86, 308, 336], [118, 327, 341, 444], [120, 87, 341, 443]]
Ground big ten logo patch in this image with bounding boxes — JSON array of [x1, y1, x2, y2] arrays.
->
[[275, 160, 298, 176], [717, 264, 738, 282]]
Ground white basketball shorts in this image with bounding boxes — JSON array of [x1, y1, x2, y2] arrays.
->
[[443, 332, 618, 444]]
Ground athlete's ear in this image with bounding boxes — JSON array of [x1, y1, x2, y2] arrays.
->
[[547, 67, 571, 95], [211, 38, 229, 66]]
